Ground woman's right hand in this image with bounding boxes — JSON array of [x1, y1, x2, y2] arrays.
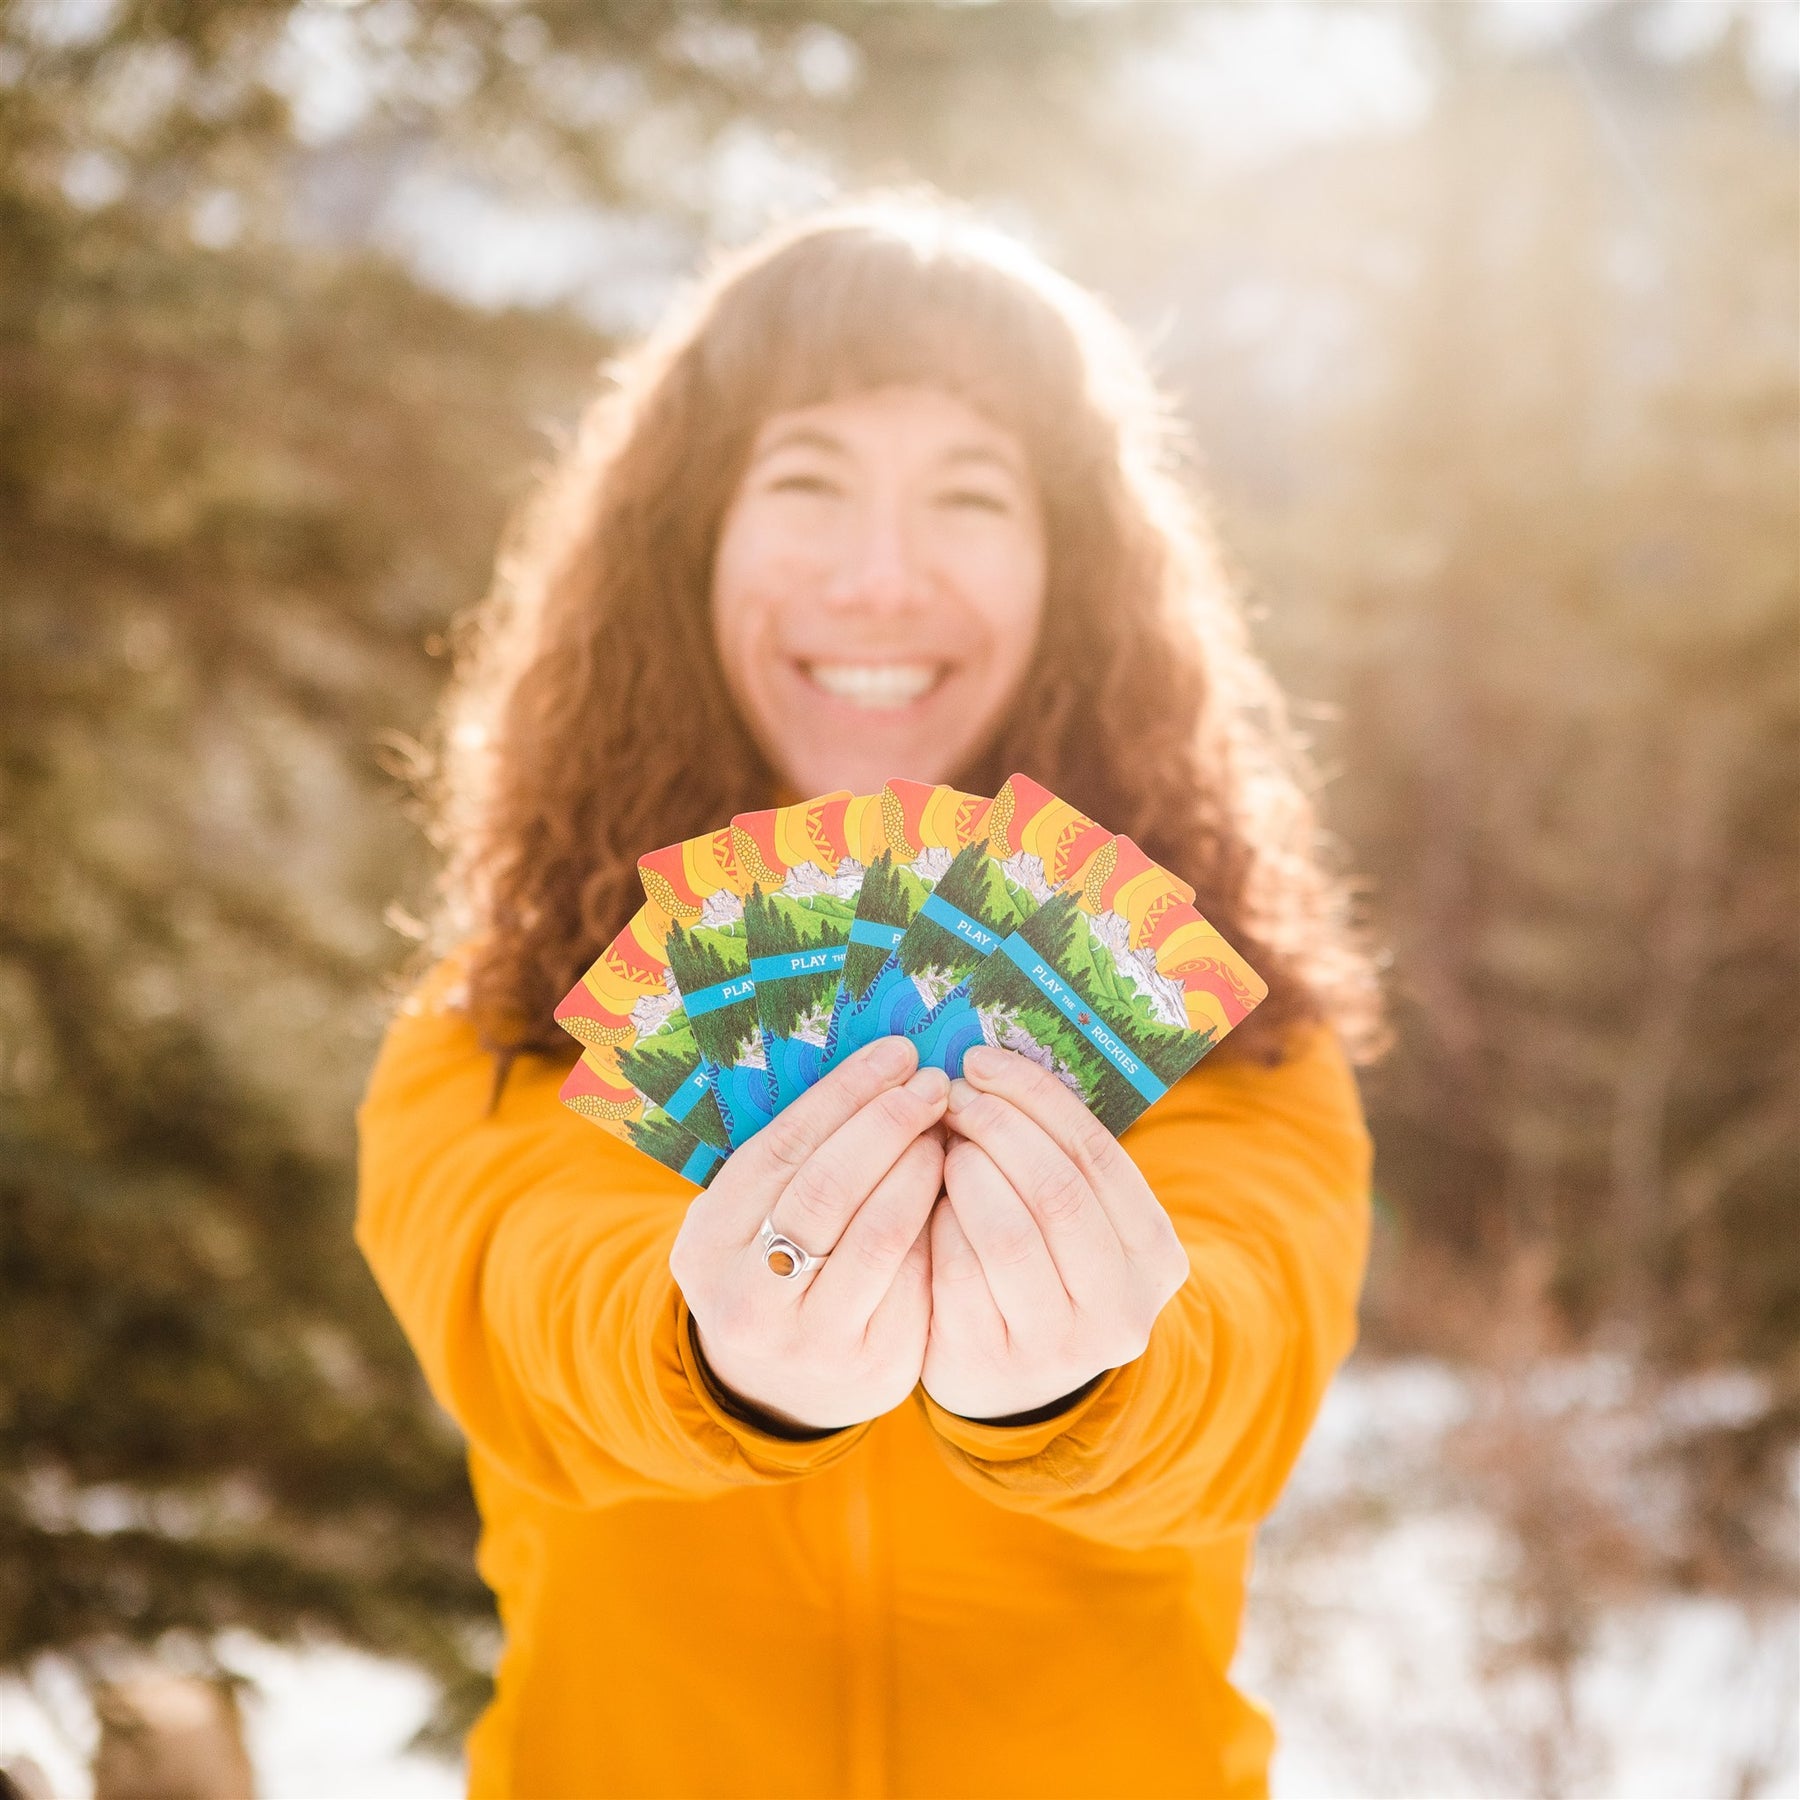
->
[[669, 1036, 949, 1432]]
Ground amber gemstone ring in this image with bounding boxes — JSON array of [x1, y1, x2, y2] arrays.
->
[[757, 1216, 827, 1280]]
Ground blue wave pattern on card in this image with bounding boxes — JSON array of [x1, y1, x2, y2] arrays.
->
[[876, 838, 1039, 1074], [908, 987, 988, 1075], [825, 953, 934, 1061], [824, 883, 1011, 1073], [707, 1060, 777, 1145]]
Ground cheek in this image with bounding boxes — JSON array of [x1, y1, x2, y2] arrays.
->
[[710, 516, 781, 684], [712, 506, 835, 666], [960, 528, 1047, 680]]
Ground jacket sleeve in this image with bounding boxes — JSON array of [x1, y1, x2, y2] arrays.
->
[[354, 959, 872, 1511], [915, 1020, 1372, 1552]]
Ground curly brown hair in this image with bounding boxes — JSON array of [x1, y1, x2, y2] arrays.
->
[[427, 194, 1383, 1073]]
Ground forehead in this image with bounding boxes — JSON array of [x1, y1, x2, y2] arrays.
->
[[747, 384, 1027, 469]]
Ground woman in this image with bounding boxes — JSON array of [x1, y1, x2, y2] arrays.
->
[[357, 196, 1381, 1798]]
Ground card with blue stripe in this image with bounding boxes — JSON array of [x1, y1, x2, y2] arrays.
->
[[884, 774, 1114, 1075], [731, 792, 883, 1114], [552, 875, 739, 1184], [950, 835, 1268, 1135], [635, 830, 767, 1150], [820, 779, 991, 1077]]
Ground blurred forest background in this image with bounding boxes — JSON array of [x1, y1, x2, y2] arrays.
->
[[2, 0, 1795, 1793]]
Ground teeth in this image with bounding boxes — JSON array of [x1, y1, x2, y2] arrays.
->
[[803, 661, 942, 710]]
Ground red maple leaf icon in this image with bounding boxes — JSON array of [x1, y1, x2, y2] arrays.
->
[[1078, 1011, 1091, 1025]]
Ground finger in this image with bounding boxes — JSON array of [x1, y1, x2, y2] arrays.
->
[[959, 1045, 1166, 1256], [765, 1064, 949, 1263], [696, 1035, 920, 1245], [928, 1192, 1007, 1340], [803, 1130, 943, 1331], [866, 1205, 936, 1351], [943, 1081, 1120, 1303], [940, 1138, 1071, 1330]]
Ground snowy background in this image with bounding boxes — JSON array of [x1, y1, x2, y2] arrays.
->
[[7, 1353, 1796, 1798]]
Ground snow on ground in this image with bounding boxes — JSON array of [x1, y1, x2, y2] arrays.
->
[[0, 1639, 461, 1800], [1239, 1358, 1800, 1798], [4, 1357, 1795, 1799]]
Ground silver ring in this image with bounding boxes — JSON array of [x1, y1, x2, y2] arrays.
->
[[757, 1215, 828, 1280]]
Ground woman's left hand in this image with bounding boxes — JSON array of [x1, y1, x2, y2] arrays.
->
[[922, 1045, 1192, 1423]]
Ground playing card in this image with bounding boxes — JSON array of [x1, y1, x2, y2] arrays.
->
[[559, 1051, 725, 1187], [819, 778, 992, 1075], [732, 790, 884, 1111], [634, 828, 769, 1149], [551, 893, 732, 1183], [553, 881, 735, 1156], [885, 773, 1115, 1073], [955, 833, 1268, 1133]]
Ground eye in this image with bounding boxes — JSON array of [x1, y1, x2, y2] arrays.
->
[[768, 472, 840, 497], [936, 487, 1011, 514]]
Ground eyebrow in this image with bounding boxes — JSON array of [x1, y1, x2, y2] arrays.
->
[[748, 425, 849, 467], [750, 428, 1025, 483]]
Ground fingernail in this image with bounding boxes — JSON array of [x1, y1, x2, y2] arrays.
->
[[946, 1078, 976, 1113], [906, 1067, 949, 1103], [963, 1045, 1003, 1080], [869, 1035, 917, 1075]]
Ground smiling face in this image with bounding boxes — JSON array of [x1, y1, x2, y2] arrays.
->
[[709, 384, 1048, 797]]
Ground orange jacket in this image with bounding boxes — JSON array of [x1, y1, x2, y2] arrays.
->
[[355, 958, 1371, 1798]]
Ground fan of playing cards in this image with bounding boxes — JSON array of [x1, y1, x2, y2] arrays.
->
[[553, 774, 1268, 1187]]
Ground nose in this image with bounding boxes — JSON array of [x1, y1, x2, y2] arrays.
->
[[822, 490, 923, 616]]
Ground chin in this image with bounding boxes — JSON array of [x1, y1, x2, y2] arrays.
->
[[777, 735, 958, 797]]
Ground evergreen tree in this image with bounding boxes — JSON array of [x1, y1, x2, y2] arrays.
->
[[665, 920, 742, 996], [1017, 889, 1082, 971], [843, 851, 905, 996], [898, 845, 1024, 980], [624, 1108, 708, 1178], [744, 885, 855, 1038], [614, 1035, 730, 1152], [663, 920, 754, 1071]]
